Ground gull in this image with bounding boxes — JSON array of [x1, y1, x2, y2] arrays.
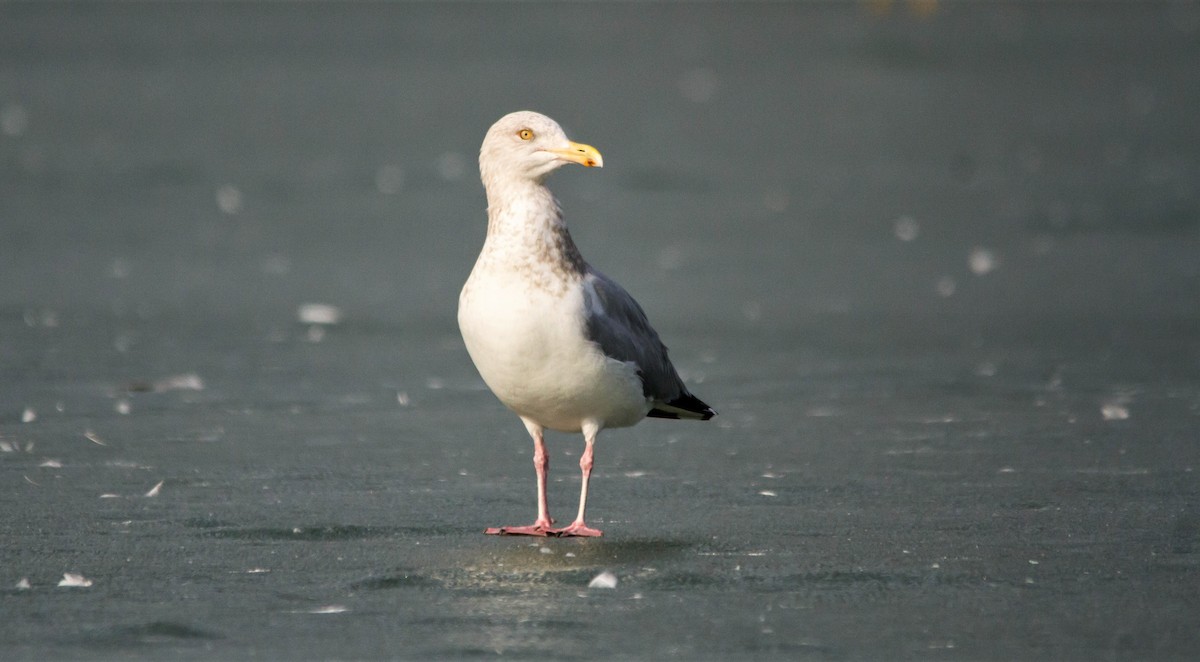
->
[[458, 111, 715, 537]]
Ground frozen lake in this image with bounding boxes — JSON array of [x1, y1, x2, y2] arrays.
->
[[2, 4, 1198, 659]]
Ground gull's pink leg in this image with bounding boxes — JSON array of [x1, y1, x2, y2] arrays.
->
[[486, 419, 555, 536], [552, 421, 603, 537]]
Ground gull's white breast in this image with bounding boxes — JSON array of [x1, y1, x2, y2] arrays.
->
[[458, 264, 649, 433]]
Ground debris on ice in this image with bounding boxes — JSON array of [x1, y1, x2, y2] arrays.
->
[[893, 215, 919, 241], [307, 605, 349, 614], [1101, 403, 1130, 421], [57, 573, 93, 588], [297, 303, 342, 325], [968, 247, 999, 275], [154, 374, 205, 392], [588, 571, 618, 589]]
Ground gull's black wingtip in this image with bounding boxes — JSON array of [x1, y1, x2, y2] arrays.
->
[[647, 393, 716, 421]]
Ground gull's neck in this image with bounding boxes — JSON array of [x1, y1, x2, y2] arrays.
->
[[480, 177, 586, 280]]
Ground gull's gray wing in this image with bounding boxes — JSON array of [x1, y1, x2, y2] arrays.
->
[[581, 267, 714, 420]]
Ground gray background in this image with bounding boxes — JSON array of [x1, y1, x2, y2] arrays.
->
[[2, 3, 1198, 659]]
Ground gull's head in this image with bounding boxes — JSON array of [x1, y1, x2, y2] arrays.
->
[[479, 111, 603, 187]]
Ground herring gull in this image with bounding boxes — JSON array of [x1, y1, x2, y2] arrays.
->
[[458, 110, 715, 537]]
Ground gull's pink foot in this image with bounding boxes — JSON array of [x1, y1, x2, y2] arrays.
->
[[551, 521, 603, 538], [485, 518, 556, 536]]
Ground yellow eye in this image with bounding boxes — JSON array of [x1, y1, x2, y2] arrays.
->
[[518, 129, 534, 140]]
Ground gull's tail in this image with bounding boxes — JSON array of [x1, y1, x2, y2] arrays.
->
[[648, 393, 716, 421]]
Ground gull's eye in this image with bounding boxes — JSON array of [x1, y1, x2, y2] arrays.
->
[[518, 129, 534, 141]]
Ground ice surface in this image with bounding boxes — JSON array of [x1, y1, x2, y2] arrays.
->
[[0, 4, 1197, 661]]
